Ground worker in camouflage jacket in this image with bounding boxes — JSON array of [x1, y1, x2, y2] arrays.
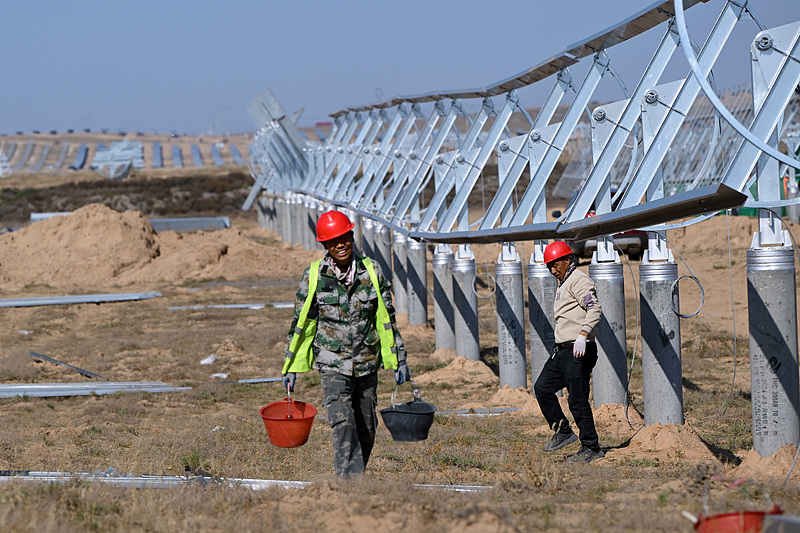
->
[[283, 210, 410, 477]]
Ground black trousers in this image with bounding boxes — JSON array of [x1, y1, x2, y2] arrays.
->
[[533, 342, 600, 451]]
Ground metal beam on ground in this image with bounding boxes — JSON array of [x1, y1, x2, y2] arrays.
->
[[28, 351, 108, 381], [0, 382, 190, 398], [0, 292, 162, 308]]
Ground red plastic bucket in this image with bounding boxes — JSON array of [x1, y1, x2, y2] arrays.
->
[[695, 506, 783, 533], [259, 399, 317, 448]]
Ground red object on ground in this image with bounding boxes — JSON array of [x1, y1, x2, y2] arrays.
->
[[260, 399, 317, 448], [694, 505, 783, 533]]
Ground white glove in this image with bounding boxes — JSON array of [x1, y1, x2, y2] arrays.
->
[[573, 335, 587, 357]]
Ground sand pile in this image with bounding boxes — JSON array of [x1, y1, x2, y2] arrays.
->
[[593, 403, 643, 440], [733, 445, 800, 482], [489, 385, 537, 407], [414, 356, 498, 386], [0, 204, 321, 290], [428, 348, 456, 364], [608, 423, 719, 463], [458, 384, 542, 415], [0, 204, 158, 289]]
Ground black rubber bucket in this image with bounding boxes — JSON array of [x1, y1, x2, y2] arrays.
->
[[380, 398, 437, 442]]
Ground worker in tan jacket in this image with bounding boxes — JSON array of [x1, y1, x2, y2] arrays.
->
[[533, 241, 604, 463]]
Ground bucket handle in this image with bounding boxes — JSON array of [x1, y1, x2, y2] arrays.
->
[[391, 380, 422, 408], [287, 382, 292, 419]]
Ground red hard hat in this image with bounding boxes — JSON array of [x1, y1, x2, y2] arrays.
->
[[544, 241, 573, 264], [315, 210, 354, 242]]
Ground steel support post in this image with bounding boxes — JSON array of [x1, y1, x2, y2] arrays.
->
[[361, 218, 375, 260], [432, 244, 455, 350], [286, 193, 297, 245], [303, 197, 315, 249], [297, 197, 308, 248], [496, 244, 526, 389], [747, 243, 800, 456], [343, 208, 362, 255], [527, 245, 556, 393], [406, 239, 428, 326], [373, 222, 393, 282], [453, 245, 480, 361], [788, 182, 800, 225], [392, 232, 409, 314], [640, 257, 683, 425], [292, 195, 304, 247], [274, 196, 284, 241], [283, 193, 294, 245], [314, 202, 324, 240], [268, 195, 278, 234], [589, 257, 628, 407], [256, 196, 270, 232]]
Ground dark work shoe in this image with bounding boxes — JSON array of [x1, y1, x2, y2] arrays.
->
[[542, 430, 578, 451], [566, 446, 605, 463]]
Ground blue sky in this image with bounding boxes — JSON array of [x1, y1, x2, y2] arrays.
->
[[1, 0, 797, 135]]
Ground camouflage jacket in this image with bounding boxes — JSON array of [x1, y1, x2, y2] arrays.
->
[[284, 254, 406, 377]]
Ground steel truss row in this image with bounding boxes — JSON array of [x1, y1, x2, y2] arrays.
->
[[246, 0, 800, 458]]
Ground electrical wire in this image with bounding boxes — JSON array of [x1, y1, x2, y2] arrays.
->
[[663, 234, 706, 319], [477, 168, 498, 313], [721, 210, 738, 416], [614, 244, 643, 430]]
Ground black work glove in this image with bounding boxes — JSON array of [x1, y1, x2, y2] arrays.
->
[[394, 361, 411, 385], [283, 372, 296, 392]]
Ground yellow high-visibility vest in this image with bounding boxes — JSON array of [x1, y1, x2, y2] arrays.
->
[[282, 257, 398, 374]]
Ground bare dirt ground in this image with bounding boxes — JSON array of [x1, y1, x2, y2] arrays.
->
[[0, 168, 798, 531]]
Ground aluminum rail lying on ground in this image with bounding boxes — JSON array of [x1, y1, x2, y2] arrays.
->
[[149, 217, 231, 232], [0, 292, 162, 308], [168, 302, 293, 310], [28, 351, 109, 381], [0, 382, 191, 398], [29, 212, 231, 233], [0, 469, 492, 492]]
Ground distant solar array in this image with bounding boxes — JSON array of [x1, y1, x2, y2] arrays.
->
[[68, 144, 88, 170], [211, 144, 225, 166], [152, 142, 163, 168], [230, 145, 244, 165], [172, 145, 184, 168], [28, 144, 50, 171], [11, 142, 33, 171], [0, 137, 248, 176], [50, 143, 69, 170], [91, 140, 144, 180], [190, 145, 204, 167]]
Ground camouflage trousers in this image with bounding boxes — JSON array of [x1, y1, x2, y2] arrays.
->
[[320, 370, 378, 478]]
